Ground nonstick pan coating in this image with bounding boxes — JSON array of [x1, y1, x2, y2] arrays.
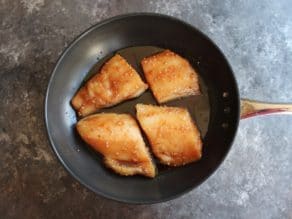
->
[[45, 13, 240, 204]]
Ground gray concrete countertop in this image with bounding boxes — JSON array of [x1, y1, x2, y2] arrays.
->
[[0, 0, 291, 218]]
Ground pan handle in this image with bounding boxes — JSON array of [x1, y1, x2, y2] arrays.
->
[[240, 99, 292, 119]]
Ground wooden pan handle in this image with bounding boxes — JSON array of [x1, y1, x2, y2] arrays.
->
[[240, 99, 292, 119]]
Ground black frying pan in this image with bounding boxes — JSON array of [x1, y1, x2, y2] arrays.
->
[[45, 13, 292, 204]]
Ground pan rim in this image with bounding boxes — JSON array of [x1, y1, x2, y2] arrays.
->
[[44, 12, 240, 204]]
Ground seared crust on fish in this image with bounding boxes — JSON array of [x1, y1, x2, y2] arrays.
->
[[76, 113, 156, 177], [72, 54, 148, 116], [141, 50, 200, 103], [136, 104, 202, 166]]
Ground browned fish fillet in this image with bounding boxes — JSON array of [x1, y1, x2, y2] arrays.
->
[[72, 54, 148, 116], [136, 104, 202, 166], [141, 50, 200, 103], [76, 113, 156, 177]]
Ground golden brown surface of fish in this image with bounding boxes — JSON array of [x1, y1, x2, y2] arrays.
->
[[136, 104, 202, 166], [141, 50, 200, 103], [76, 113, 156, 177], [72, 54, 148, 116]]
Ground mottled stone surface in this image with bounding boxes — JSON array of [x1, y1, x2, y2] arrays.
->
[[0, 0, 292, 218]]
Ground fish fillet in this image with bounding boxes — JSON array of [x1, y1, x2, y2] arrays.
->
[[72, 54, 148, 116], [76, 113, 156, 177], [141, 50, 200, 103], [136, 104, 202, 166]]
